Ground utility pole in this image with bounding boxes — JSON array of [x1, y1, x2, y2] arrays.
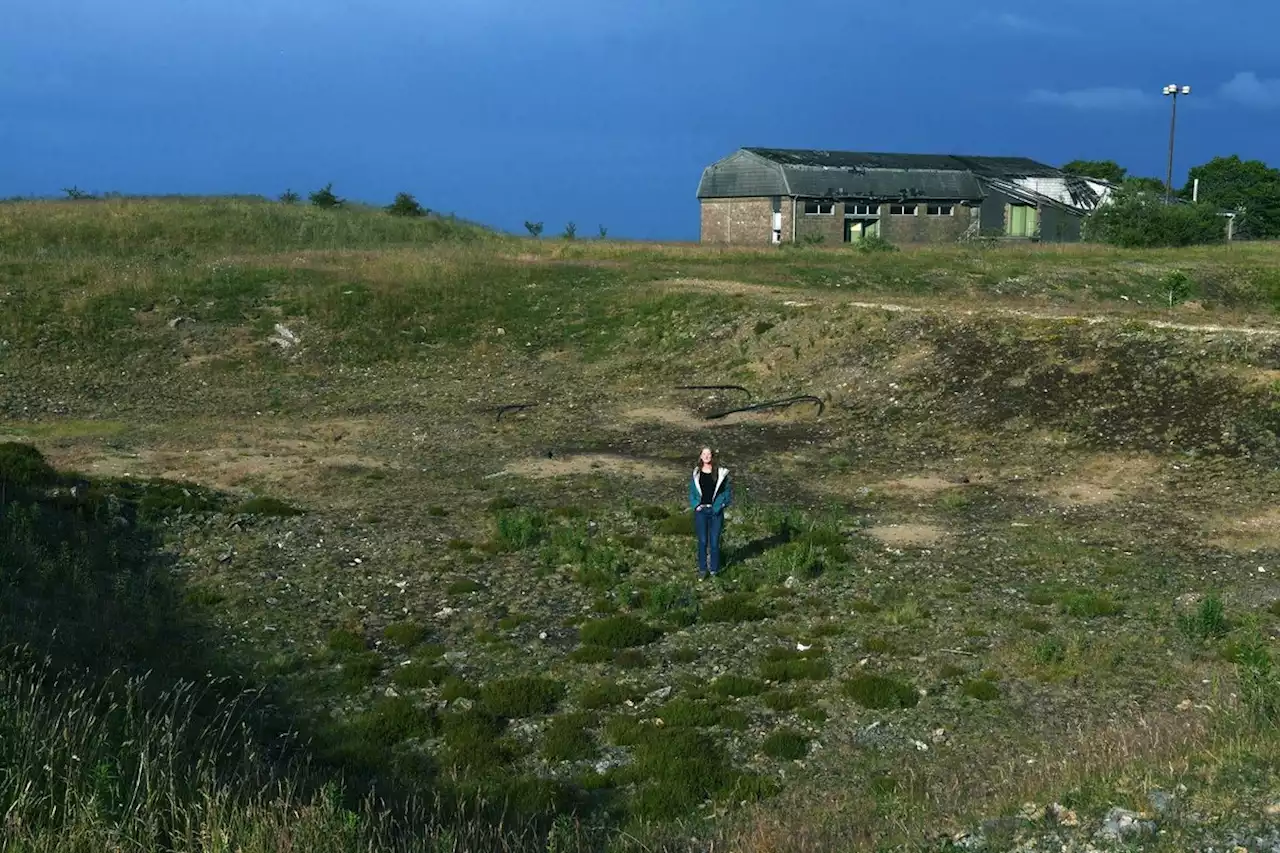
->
[[1163, 84, 1191, 203]]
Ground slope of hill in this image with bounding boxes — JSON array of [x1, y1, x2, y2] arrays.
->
[[1, 199, 1279, 852]]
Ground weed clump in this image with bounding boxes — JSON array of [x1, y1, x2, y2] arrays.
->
[[759, 647, 832, 682], [577, 679, 641, 710], [570, 645, 614, 664], [798, 706, 828, 723], [618, 729, 735, 820], [578, 614, 662, 648], [711, 674, 767, 698], [351, 696, 437, 745], [963, 680, 1002, 701], [701, 593, 768, 624], [614, 649, 650, 669], [338, 652, 382, 692], [446, 578, 485, 595], [862, 636, 896, 655], [441, 708, 513, 773], [326, 628, 366, 654], [762, 689, 809, 712], [1180, 593, 1230, 642], [1034, 636, 1068, 665], [541, 712, 598, 762], [762, 728, 810, 760], [382, 621, 427, 649], [391, 660, 451, 689], [494, 508, 547, 551], [670, 647, 699, 664], [656, 514, 694, 537], [479, 676, 566, 718], [633, 505, 670, 521], [0, 442, 56, 488], [851, 599, 882, 614], [236, 496, 304, 517], [641, 582, 698, 627], [1061, 591, 1122, 618], [440, 676, 479, 702], [842, 674, 919, 710]]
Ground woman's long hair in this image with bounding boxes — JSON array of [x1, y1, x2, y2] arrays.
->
[[696, 448, 721, 483]]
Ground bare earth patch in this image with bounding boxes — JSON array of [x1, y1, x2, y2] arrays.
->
[[618, 407, 710, 431], [1207, 507, 1280, 552], [506, 452, 679, 480], [864, 523, 947, 548], [1040, 453, 1161, 507], [876, 475, 963, 495]]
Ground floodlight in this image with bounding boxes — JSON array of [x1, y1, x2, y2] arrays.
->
[[1181, 85, 1191, 94]]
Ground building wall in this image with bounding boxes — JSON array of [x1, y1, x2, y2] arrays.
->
[[1039, 206, 1083, 242], [878, 202, 979, 244], [793, 202, 847, 244], [700, 197, 792, 245]]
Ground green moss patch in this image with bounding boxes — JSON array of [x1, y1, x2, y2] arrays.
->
[[762, 689, 809, 712], [577, 679, 643, 711], [326, 628, 366, 654], [479, 676, 566, 718], [439, 676, 479, 702], [711, 674, 767, 698], [578, 614, 662, 648], [446, 578, 486, 595], [963, 679, 1002, 701], [391, 660, 451, 689], [656, 514, 695, 536], [759, 647, 832, 682], [701, 593, 768, 624], [1061, 591, 1123, 618], [382, 621, 428, 649], [842, 674, 919, 710], [237, 496, 304, 517], [762, 728, 810, 760], [541, 712, 598, 762]]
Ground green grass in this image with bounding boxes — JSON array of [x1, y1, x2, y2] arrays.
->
[[762, 728, 810, 760], [391, 661, 452, 690], [962, 680, 1002, 701], [382, 621, 429, 649], [1060, 591, 1123, 619], [577, 615, 662, 649], [237, 496, 305, 517], [758, 647, 833, 682], [479, 676, 566, 718], [0, 441, 56, 487], [710, 674, 767, 698], [326, 628, 367, 654], [541, 712, 598, 762], [701, 593, 768, 624], [842, 674, 919, 710]]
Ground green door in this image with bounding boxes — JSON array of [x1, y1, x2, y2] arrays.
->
[[1007, 204, 1039, 237]]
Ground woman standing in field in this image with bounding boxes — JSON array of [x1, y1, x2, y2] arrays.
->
[[689, 447, 732, 579]]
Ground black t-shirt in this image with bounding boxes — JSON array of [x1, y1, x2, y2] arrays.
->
[[699, 470, 718, 506]]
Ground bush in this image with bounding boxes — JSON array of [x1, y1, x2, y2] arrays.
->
[[762, 689, 809, 711], [0, 442, 55, 488], [479, 676, 566, 718], [701, 593, 768, 624], [386, 192, 426, 217], [494, 509, 547, 551], [618, 729, 735, 820], [962, 680, 1001, 701], [326, 628, 366, 654], [351, 696, 437, 744], [842, 674, 919, 710], [391, 660, 451, 689], [1180, 593, 1230, 642], [614, 649, 650, 669], [798, 706, 828, 723], [656, 513, 695, 536], [762, 728, 810, 760], [633, 505, 670, 521], [577, 679, 641, 710], [542, 712, 598, 762], [441, 709, 512, 772], [1034, 636, 1068, 665], [578, 615, 662, 649], [643, 582, 698, 627], [855, 234, 898, 253], [439, 675, 479, 702], [309, 183, 343, 209], [236, 496, 304, 517], [670, 647, 699, 664], [759, 647, 832, 682], [338, 652, 382, 692], [1084, 191, 1224, 247], [711, 674, 767, 698], [447, 578, 485, 595], [1061, 592, 1122, 619], [569, 645, 614, 664], [1019, 616, 1051, 634], [382, 621, 427, 649]]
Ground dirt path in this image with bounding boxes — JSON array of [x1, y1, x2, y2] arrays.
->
[[655, 278, 1280, 337]]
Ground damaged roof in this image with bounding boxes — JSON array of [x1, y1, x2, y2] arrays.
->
[[697, 147, 1111, 212]]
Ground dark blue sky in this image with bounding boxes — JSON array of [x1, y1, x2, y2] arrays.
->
[[4, 0, 1279, 239]]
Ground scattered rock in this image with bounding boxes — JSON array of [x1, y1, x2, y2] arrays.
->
[[1147, 789, 1175, 815], [268, 323, 300, 349], [647, 686, 673, 702], [1099, 807, 1156, 841], [1047, 803, 1078, 827], [168, 316, 190, 329]]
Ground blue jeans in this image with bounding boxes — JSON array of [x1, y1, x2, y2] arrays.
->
[[694, 508, 723, 576]]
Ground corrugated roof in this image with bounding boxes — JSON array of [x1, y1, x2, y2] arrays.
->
[[745, 147, 1063, 178], [781, 166, 984, 202]]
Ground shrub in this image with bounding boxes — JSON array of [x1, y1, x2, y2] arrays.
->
[[657, 698, 725, 728], [862, 636, 896, 655], [963, 680, 1001, 701], [570, 645, 614, 664], [762, 689, 809, 712], [352, 696, 437, 744], [1084, 190, 1224, 248], [1061, 592, 1122, 619], [495, 509, 547, 551], [0, 442, 55, 488], [670, 647, 698, 664], [762, 728, 810, 760], [614, 649, 650, 669], [236, 496, 304, 517], [542, 712, 598, 762], [339, 652, 383, 692], [633, 505, 670, 521], [1034, 635, 1068, 665], [1268, 600, 1280, 617], [842, 674, 919, 709], [391, 660, 451, 689], [754, 320, 776, 335], [856, 235, 897, 254], [447, 578, 485, 595], [798, 706, 828, 723], [1028, 589, 1057, 607], [382, 621, 427, 649], [577, 679, 641, 710], [643, 582, 698, 627], [851, 599, 881, 614], [1234, 626, 1280, 725], [619, 729, 735, 819], [1019, 616, 1052, 634], [326, 628, 366, 654], [480, 676, 566, 718], [440, 676, 479, 702], [579, 615, 662, 649], [656, 513, 695, 536], [759, 647, 832, 682], [711, 674, 767, 698], [1180, 593, 1230, 642], [810, 622, 846, 637], [441, 709, 512, 772], [386, 191, 427, 217], [562, 221, 577, 240], [574, 545, 628, 589], [279, 188, 300, 204], [524, 221, 544, 238], [939, 664, 967, 679], [309, 183, 343, 209], [701, 593, 768, 624]]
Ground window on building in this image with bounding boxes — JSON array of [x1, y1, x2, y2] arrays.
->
[[849, 203, 880, 216], [889, 204, 918, 215], [926, 204, 954, 216], [804, 201, 835, 215]]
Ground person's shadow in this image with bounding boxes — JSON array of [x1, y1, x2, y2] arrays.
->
[[724, 528, 795, 567]]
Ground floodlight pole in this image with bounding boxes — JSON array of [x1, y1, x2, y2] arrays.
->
[[1163, 84, 1191, 204]]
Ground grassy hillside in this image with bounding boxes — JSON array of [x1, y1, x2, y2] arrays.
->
[[2, 199, 1279, 852]]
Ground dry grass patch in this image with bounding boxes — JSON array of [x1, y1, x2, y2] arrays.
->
[[1207, 506, 1280, 551], [863, 523, 947, 549], [1040, 452, 1161, 507], [506, 452, 678, 480]]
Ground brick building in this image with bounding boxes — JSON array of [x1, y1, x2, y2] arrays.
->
[[697, 148, 1115, 246]]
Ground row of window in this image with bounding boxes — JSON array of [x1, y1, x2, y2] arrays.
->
[[803, 202, 954, 216]]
